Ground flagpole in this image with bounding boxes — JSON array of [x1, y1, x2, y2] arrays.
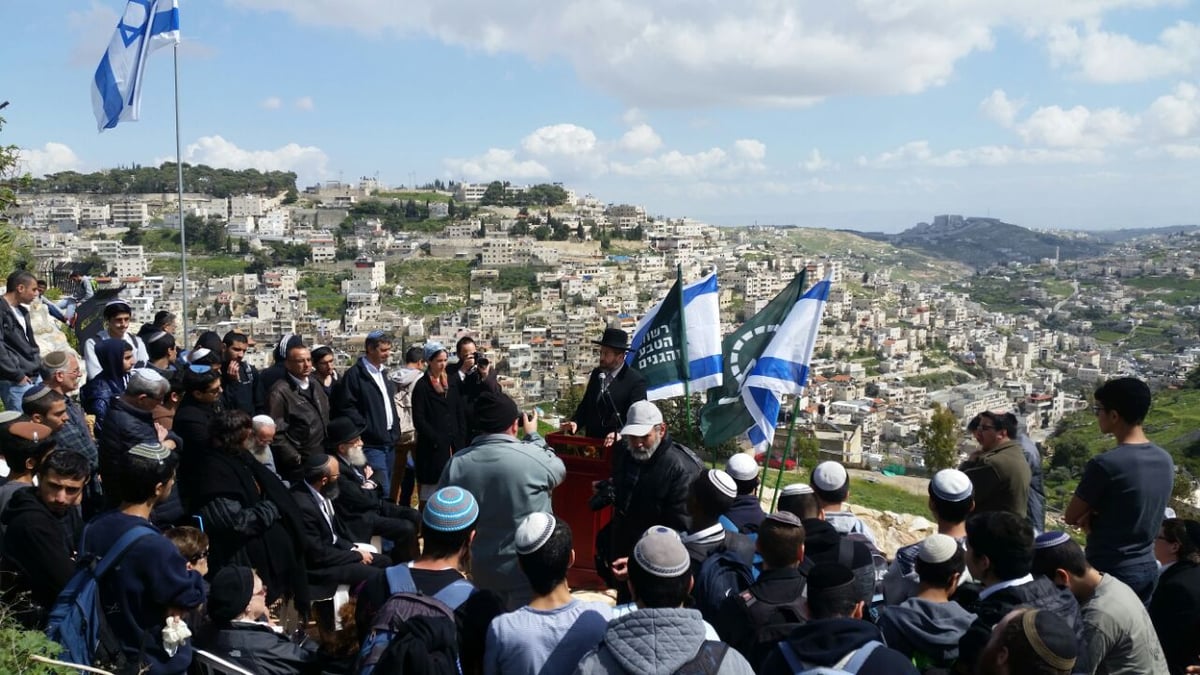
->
[[173, 43, 188, 341], [674, 265, 699, 464], [767, 396, 802, 510]]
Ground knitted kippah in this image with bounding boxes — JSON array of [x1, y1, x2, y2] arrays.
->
[[633, 526, 690, 578], [22, 385, 52, 402], [128, 442, 171, 461], [423, 486, 479, 532], [763, 511, 804, 528], [1035, 531, 1072, 550], [514, 513, 557, 555], [930, 469, 973, 502], [706, 469, 737, 499], [919, 533, 960, 563], [779, 483, 814, 497]]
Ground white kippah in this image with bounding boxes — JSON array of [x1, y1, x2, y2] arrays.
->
[[919, 533, 960, 564], [930, 469, 973, 502], [779, 483, 814, 497], [514, 512, 557, 555], [707, 469, 737, 499], [811, 461, 848, 491], [726, 453, 759, 481], [130, 367, 166, 383]]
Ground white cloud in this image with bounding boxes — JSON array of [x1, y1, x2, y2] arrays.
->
[[230, 0, 1178, 107], [1015, 104, 1139, 148], [294, 96, 315, 111], [733, 139, 767, 162], [611, 148, 729, 178], [1043, 21, 1200, 84], [521, 124, 597, 156], [618, 124, 663, 154], [180, 135, 331, 179], [67, 2, 118, 67], [801, 148, 832, 172], [444, 148, 550, 182], [859, 140, 1104, 168], [18, 143, 84, 177], [979, 89, 1024, 127], [1144, 82, 1200, 139], [621, 108, 645, 125], [260, 96, 283, 110]]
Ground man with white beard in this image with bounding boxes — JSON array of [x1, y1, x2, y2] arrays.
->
[[250, 415, 284, 483], [326, 417, 421, 561]]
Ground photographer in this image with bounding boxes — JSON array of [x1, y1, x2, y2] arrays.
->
[[439, 392, 565, 610], [447, 336, 502, 440]]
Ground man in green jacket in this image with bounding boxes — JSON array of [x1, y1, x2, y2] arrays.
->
[[960, 411, 1031, 518], [439, 391, 566, 610]]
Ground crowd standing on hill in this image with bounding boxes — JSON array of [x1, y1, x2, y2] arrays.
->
[[0, 271, 1198, 675]]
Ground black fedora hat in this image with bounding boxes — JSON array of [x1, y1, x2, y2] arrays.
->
[[592, 327, 631, 351], [327, 417, 367, 449]]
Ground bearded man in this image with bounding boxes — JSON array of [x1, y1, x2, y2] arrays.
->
[[326, 417, 421, 561]]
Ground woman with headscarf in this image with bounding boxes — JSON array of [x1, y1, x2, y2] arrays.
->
[[80, 339, 134, 435], [410, 342, 467, 512]]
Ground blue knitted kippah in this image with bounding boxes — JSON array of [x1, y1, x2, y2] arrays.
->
[[423, 486, 479, 532], [1035, 531, 1072, 550]]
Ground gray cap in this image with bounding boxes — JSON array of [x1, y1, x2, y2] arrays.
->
[[633, 526, 690, 578]]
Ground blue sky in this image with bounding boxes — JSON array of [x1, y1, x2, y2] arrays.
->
[[3, 1, 1199, 231]]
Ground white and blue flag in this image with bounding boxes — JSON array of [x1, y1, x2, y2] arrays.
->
[[92, 0, 180, 132], [628, 272, 723, 400], [740, 273, 832, 450]]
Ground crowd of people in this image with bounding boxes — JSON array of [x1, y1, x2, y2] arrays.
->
[[1, 268, 1199, 675]]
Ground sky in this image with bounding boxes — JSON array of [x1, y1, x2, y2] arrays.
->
[[2, 1, 1199, 232]]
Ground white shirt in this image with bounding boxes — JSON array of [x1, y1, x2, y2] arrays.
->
[[978, 573, 1034, 601], [9, 304, 27, 333], [305, 482, 338, 545], [83, 330, 149, 380], [362, 358, 394, 430]]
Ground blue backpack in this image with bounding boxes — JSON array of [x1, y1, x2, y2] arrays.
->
[[777, 640, 883, 674], [693, 533, 757, 626], [46, 524, 156, 668], [356, 565, 474, 675]]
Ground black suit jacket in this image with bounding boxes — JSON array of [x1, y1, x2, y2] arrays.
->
[[571, 364, 648, 439], [289, 482, 362, 571], [1150, 561, 1200, 675], [331, 358, 400, 448], [447, 363, 502, 438], [332, 454, 417, 543]]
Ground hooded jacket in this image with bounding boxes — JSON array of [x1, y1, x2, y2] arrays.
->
[[760, 617, 919, 675], [955, 575, 1088, 674], [0, 299, 40, 382], [0, 485, 83, 626], [800, 518, 876, 606], [876, 598, 976, 667], [80, 338, 130, 429], [573, 607, 754, 675]]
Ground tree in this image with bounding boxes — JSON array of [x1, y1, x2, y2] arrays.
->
[[918, 403, 960, 471], [555, 370, 585, 418], [1048, 437, 1092, 477], [1185, 364, 1200, 390], [480, 181, 505, 206], [795, 435, 820, 470], [122, 222, 144, 246], [0, 115, 33, 273]]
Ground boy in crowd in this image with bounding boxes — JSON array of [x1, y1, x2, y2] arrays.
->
[[1033, 532, 1168, 674], [576, 525, 754, 674], [810, 461, 877, 546], [882, 468, 974, 605], [724, 453, 766, 533], [876, 534, 977, 670], [485, 513, 611, 675], [976, 608, 1080, 675]]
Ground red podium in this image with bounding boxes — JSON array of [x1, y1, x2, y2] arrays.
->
[[546, 433, 612, 590]]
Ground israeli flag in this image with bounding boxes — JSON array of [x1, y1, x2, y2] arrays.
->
[[740, 273, 832, 450], [92, 0, 180, 132], [628, 272, 723, 400]]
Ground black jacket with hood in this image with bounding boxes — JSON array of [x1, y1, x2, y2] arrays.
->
[[0, 486, 83, 627], [761, 617, 919, 674]]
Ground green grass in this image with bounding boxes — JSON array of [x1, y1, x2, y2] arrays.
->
[[1044, 279, 1075, 298], [1123, 276, 1200, 304], [374, 190, 453, 204], [760, 470, 930, 515]]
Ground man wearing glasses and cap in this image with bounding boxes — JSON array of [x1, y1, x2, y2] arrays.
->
[[82, 298, 148, 380], [560, 327, 647, 447]]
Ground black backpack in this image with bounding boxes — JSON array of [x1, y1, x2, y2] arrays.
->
[[733, 586, 808, 668], [373, 614, 460, 675]]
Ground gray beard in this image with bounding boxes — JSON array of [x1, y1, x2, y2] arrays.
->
[[346, 446, 368, 468], [251, 444, 273, 464], [630, 445, 656, 462]]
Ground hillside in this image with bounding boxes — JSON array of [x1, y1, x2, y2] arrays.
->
[[858, 215, 1109, 269], [779, 227, 972, 283], [1082, 225, 1200, 244]]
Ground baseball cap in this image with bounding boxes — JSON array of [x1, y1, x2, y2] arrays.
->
[[620, 400, 663, 436]]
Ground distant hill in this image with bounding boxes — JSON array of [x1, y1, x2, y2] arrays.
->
[[776, 227, 972, 283], [855, 215, 1109, 269], [1082, 225, 1200, 244]]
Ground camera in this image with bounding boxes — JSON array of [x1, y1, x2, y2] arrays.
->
[[475, 356, 489, 368]]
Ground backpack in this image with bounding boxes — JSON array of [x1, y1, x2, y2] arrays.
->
[[693, 532, 756, 626], [844, 532, 888, 589], [45, 524, 156, 669], [674, 641, 730, 675], [372, 614, 460, 675], [733, 586, 808, 668], [356, 565, 474, 675], [393, 375, 418, 443], [776, 639, 883, 674]]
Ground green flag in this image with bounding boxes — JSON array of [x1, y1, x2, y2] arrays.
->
[[700, 270, 807, 447], [628, 268, 688, 397]]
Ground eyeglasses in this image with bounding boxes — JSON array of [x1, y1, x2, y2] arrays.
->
[[1091, 405, 1105, 415], [252, 586, 267, 597], [188, 549, 209, 563], [974, 425, 996, 431]]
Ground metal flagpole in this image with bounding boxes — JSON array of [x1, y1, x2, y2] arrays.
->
[[674, 265, 698, 463], [767, 396, 802, 510], [173, 43, 188, 340]]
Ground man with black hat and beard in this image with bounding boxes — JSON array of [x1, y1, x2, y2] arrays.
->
[[326, 417, 420, 561], [289, 453, 390, 594], [561, 327, 647, 447], [440, 391, 565, 610]]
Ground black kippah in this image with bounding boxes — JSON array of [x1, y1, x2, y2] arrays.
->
[[806, 563, 855, 594]]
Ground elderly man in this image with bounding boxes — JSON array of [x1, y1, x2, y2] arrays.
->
[[249, 414, 283, 480], [440, 391, 566, 609], [960, 411, 1031, 518], [38, 351, 98, 469], [596, 400, 703, 596], [562, 327, 647, 446]]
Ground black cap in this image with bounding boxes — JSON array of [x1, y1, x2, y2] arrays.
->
[[207, 566, 254, 624], [474, 391, 521, 434]]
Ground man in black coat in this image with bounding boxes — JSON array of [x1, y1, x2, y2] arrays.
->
[[445, 336, 501, 440], [0, 449, 89, 628], [268, 342, 330, 481], [326, 418, 420, 560], [330, 331, 401, 499], [97, 368, 178, 510], [220, 331, 261, 414], [562, 327, 647, 447], [1150, 519, 1200, 675], [290, 454, 389, 597]]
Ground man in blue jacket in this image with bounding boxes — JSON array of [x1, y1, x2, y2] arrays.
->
[[331, 330, 401, 498]]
